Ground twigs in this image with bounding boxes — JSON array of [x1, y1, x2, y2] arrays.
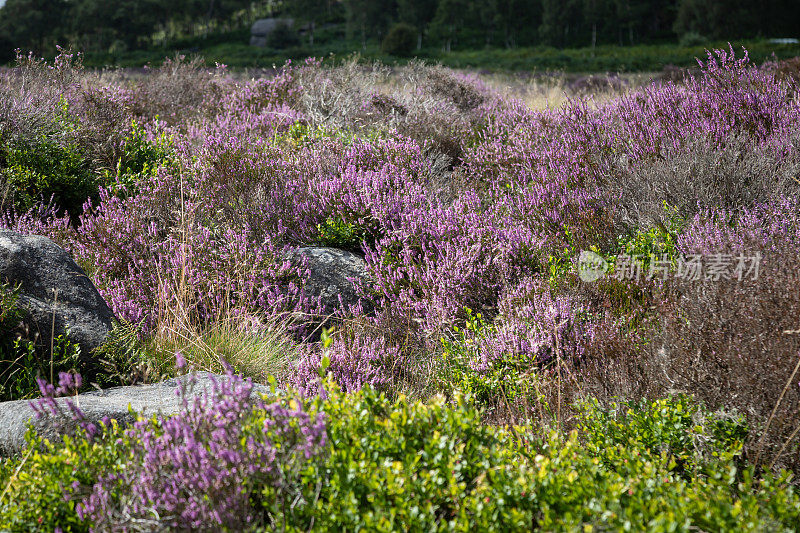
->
[[753, 349, 800, 468]]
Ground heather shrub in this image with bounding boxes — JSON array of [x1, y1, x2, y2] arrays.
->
[[654, 199, 800, 474], [128, 54, 227, 124], [70, 84, 140, 172], [772, 56, 800, 86], [0, 365, 327, 531], [437, 309, 535, 406], [298, 323, 404, 393], [78, 369, 326, 530], [604, 132, 800, 230], [2, 46, 800, 527], [292, 59, 492, 163]]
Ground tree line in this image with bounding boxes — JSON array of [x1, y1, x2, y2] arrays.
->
[[0, 0, 798, 60]]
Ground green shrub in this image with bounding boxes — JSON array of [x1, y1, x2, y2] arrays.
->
[[101, 119, 174, 197], [679, 32, 707, 47], [382, 23, 417, 57], [0, 136, 95, 219], [314, 216, 368, 250], [438, 308, 534, 406], [259, 388, 800, 531], [0, 97, 96, 220], [0, 333, 84, 402], [613, 202, 684, 273], [4, 384, 799, 531], [0, 421, 124, 532]]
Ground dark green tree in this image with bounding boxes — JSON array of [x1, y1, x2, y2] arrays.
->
[[674, 0, 759, 40], [0, 0, 69, 53], [539, 0, 581, 47], [286, 0, 328, 45], [343, 0, 395, 48], [71, 0, 167, 51], [430, 0, 472, 51], [397, 0, 438, 49], [495, 0, 543, 48]]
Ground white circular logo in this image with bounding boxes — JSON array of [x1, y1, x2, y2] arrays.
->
[[577, 250, 608, 282]]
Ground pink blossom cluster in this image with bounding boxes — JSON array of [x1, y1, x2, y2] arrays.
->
[[3, 46, 799, 392]]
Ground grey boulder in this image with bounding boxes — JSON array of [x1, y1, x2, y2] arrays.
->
[[0, 229, 114, 356], [0, 372, 271, 456], [250, 18, 294, 47], [290, 247, 374, 317]]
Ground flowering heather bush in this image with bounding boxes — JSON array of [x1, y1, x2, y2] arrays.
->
[[2, 46, 800, 481], [1, 362, 326, 531], [655, 198, 800, 472], [78, 368, 326, 530], [8, 375, 800, 531]]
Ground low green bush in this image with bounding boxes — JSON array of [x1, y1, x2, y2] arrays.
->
[[258, 388, 800, 531], [0, 97, 96, 220], [438, 309, 534, 406], [263, 389, 800, 531], [0, 421, 124, 532], [0, 135, 95, 220], [679, 32, 708, 47], [314, 216, 369, 250], [101, 119, 174, 197], [3, 382, 799, 531]]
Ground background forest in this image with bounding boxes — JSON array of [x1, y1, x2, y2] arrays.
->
[[0, 0, 798, 64]]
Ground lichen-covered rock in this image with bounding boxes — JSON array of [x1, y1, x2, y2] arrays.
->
[[0, 229, 115, 356], [0, 372, 270, 456], [250, 18, 294, 47], [290, 247, 374, 318]]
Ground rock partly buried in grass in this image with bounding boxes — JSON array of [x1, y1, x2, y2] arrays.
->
[[290, 247, 374, 319], [250, 17, 294, 47], [0, 372, 271, 457], [0, 229, 115, 357]]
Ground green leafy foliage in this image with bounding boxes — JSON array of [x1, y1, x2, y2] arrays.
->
[[2, 385, 799, 530], [0, 333, 83, 402], [439, 309, 533, 405], [314, 216, 368, 250], [262, 388, 800, 531], [577, 396, 749, 478], [0, 133, 95, 219], [613, 202, 684, 272], [0, 420, 125, 532], [0, 96, 96, 219], [101, 119, 174, 197]]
